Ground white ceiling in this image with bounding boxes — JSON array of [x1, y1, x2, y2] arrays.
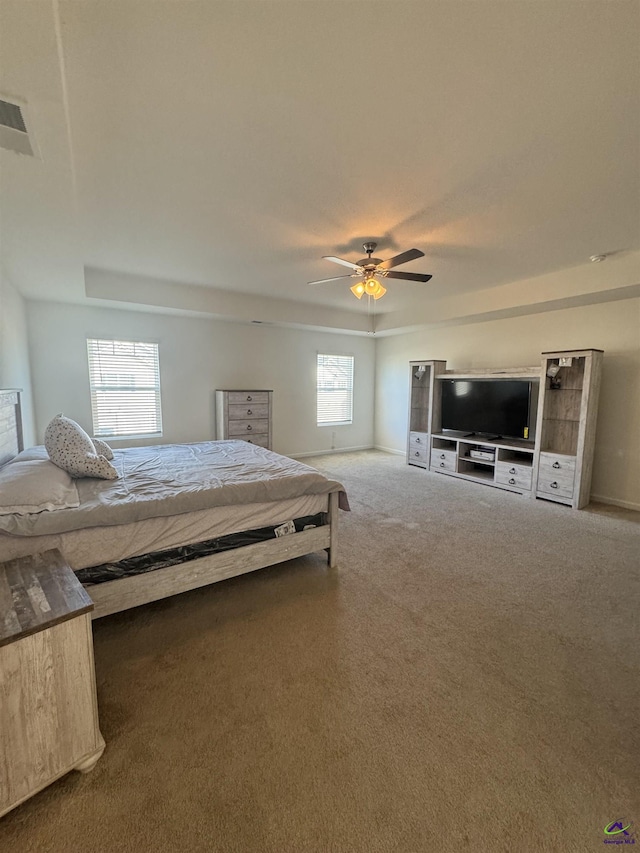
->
[[1, 0, 639, 334]]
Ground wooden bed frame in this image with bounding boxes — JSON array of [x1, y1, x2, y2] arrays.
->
[[0, 390, 340, 620]]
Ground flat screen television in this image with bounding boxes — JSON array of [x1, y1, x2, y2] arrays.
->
[[440, 379, 533, 441]]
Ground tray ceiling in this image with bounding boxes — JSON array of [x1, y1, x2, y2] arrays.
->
[[1, 0, 638, 333]]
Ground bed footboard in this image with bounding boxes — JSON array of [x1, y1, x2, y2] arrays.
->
[[89, 518, 334, 619]]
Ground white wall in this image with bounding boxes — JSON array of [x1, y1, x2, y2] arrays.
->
[[374, 298, 640, 510], [0, 270, 35, 446], [27, 301, 375, 457]]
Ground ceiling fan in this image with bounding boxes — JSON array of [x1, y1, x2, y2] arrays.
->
[[308, 241, 432, 300]]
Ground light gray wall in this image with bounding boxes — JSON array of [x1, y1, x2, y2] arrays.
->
[[26, 301, 375, 457], [374, 298, 640, 510], [0, 271, 35, 446]]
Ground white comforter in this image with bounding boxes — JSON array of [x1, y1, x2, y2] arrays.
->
[[0, 441, 348, 537]]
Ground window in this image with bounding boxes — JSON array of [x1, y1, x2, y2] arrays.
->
[[87, 339, 163, 438], [317, 353, 354, 426]]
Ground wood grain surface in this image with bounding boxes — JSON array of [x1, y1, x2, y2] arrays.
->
[[0, 550, 93, 648]]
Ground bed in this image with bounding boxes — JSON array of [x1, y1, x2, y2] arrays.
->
[[0, 390, 348, 619]]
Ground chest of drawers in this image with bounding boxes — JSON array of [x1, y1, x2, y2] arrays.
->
[[216, 390, 273, 449]]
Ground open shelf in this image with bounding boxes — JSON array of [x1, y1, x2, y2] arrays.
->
[[497, 448, 534, 466], [432, 436, 458, 452], [539, 356, 586, 457], [457, 459, 495, 480]]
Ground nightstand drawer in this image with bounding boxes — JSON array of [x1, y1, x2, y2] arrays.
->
[[228, 419, 269, 437], [495, 461, 533, 490], [431, 449, 457, 472]]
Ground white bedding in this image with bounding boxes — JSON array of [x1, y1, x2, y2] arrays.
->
[[0, 440, 348, 537], [0, 439, 347, 571], [0, 493, 328, 570]]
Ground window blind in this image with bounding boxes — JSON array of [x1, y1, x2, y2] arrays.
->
[[317, 354, 354, 426], [87, 339, 163, 438]]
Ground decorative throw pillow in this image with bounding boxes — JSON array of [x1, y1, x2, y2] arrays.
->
[[92, 437, 114, 460], [44, 414, 119, 480]]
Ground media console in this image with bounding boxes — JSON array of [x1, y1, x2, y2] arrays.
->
[[430, 434, 535, 495], [407, 350, 603, 509]]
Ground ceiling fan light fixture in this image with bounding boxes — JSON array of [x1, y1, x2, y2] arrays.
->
[[362, 277, 386, 300], [372, 281, 386, 300], [311, 241, 430, 303]]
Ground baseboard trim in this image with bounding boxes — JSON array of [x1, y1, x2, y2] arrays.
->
[[292, 445, 374, 459], [373, 444, 405, 457], [590, 493, 640, 512]]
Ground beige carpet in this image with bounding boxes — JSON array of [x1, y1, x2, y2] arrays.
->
[[2, 450, 639, 852]]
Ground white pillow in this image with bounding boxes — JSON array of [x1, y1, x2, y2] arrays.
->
[[92, 437, 114, 460], [0, 459, 80, 515], [44, 414, 118, 480], [8, 446, 49, 463]]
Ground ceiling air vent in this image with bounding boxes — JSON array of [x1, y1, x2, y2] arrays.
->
[[0, 96, 36, 157]]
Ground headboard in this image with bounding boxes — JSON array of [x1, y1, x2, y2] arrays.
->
[[0, 390, 23, 466]]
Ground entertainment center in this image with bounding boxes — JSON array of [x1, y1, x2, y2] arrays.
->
[[407, 349, 603, 509]]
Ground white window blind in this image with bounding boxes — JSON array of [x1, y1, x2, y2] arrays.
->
[[317, 354, 354, 426], [87, 339, 163, 438]]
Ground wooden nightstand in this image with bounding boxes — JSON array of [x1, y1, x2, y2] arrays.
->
[[0, 549, 105, 818]]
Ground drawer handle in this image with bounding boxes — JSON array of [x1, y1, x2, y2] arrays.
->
[[552, 461, 560, 469], [550, 481, 558, 489], [509, 478, 516, 485], [440, 462, 445, 468], [416, 437, 421, 443], [247, 409, 253, 415], [509, 467, 516, 474], [246, 424, 252, 431], [415, 451, 420, 457], [247, 395, 252, 401], [440, 453, 446, 459]]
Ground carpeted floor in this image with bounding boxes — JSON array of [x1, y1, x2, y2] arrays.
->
[[1, 450, 638, 852]]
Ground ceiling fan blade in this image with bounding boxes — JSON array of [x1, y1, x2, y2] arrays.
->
[[384, 270, 433, 282], [377, 248, 425, 270], [322, 255, 363, 272], [308, 274, 356, 285]]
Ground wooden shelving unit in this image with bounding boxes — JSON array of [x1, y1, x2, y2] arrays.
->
[[406, 351, 603, 509], [533, 349, 603, 509], [407, 360, 446, 468]]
